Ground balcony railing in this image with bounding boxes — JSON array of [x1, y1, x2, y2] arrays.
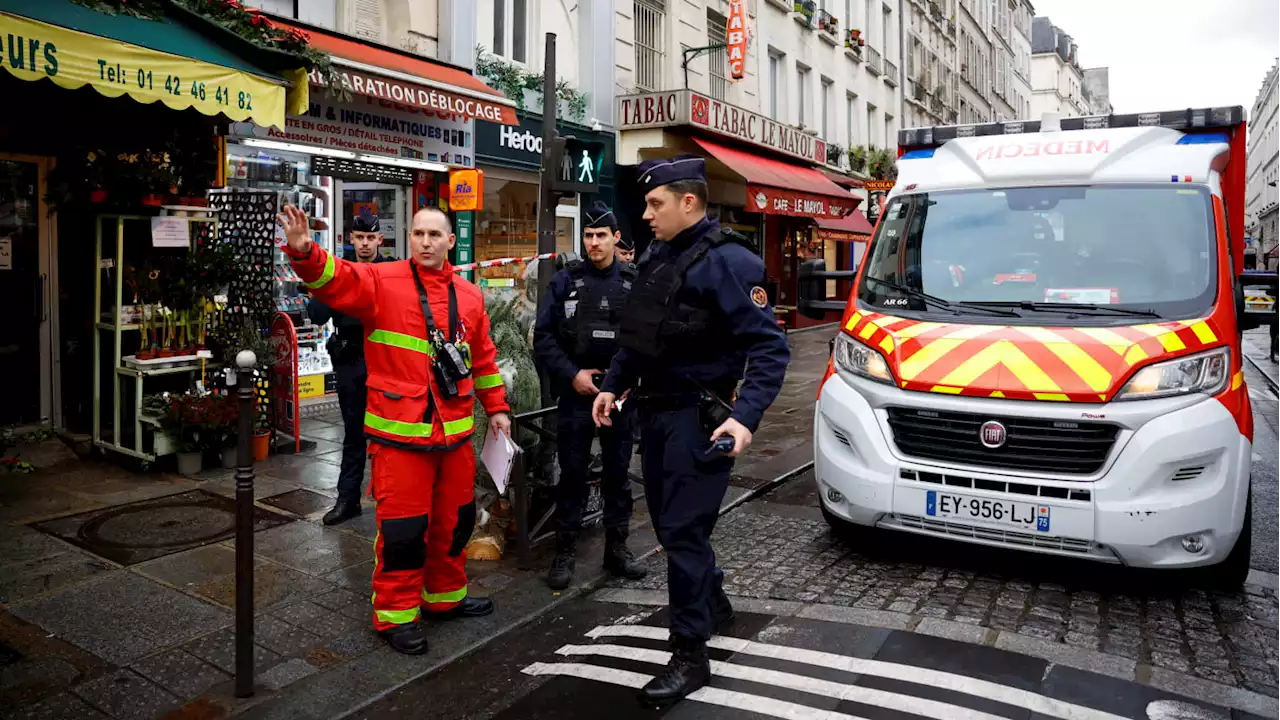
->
[[866, 46, 883, 76], [817, 8, 839, 36], [883, 59, 898, 86]]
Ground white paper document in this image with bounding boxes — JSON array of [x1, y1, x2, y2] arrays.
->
[[481, 426, 519, 495]]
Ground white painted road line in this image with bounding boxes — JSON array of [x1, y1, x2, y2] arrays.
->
[[555, 643, 1010, 720], [522, 662, 872, 720], [585, 624, 1130, 720]]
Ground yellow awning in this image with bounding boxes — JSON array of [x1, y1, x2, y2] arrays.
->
[[0, 11, 288, 128]]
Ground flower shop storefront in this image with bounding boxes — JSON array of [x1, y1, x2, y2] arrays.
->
[[227, 20, 518, 407], [0, 0, 312, 463], [615, 90, 860, 329]]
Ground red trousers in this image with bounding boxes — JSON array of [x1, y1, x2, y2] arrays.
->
[[368, 441, 476, 630]]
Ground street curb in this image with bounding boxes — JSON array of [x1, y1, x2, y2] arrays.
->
[[585, 588, 1280, 718], [1243, 351, 1279, 395], [786, 321, 839, 335]]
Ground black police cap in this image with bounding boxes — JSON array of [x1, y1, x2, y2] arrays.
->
[[636, 154, 706, 195], [583, 200, 618, 231], [351, 211, 380, 233]]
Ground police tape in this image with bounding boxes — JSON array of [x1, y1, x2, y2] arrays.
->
[[452, 253, 558, 272]]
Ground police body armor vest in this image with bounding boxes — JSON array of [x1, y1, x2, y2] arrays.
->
[[619, 226, 749, 360], [560, 259, 637, 361]]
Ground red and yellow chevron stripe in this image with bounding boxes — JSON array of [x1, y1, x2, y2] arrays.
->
[[842, 311, 1226, 402]]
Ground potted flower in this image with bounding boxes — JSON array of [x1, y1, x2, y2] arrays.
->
[[160, 392, 205, 475]]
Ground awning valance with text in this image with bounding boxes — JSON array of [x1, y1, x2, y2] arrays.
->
[[0, 2, 291, 128], [693, 137, 856, 220]]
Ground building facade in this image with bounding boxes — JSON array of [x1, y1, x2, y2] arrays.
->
[[902, 0, 958, 128], [1083, 66, 1112, 115], [1247, 61, 1279, 271], [1030, 17, 1090, 118], [956, 0, 992, 125]]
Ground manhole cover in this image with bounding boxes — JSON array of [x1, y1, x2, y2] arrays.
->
[[32, 489, 294, 566]]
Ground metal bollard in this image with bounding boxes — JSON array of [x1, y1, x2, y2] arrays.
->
[[233, 350, 257, 698]]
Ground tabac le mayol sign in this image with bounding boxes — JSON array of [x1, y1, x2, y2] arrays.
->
[[617, 90, 827, 165]]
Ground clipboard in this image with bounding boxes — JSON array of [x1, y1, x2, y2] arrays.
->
[[481, 425, 519, 494]]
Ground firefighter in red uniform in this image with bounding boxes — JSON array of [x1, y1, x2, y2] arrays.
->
[[279, 204, 511, 656]]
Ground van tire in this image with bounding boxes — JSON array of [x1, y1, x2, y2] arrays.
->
[[1203, 486, 1252, 591], [822, 504, 872, 544]]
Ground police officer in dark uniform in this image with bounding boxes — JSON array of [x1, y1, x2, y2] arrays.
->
[[307, 211, 389, 525], [592, 156, 790, 707], [534, 201, 648, 590], [615, 232, 636, 264]]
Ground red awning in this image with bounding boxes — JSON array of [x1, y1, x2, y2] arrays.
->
[[820, 168, 865, 189], [815, 211, 874, 234], [693, 137, 857, 220], [277, 21, 518, 125]]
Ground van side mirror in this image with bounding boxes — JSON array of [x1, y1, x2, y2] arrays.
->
[[797, 259, 859, 320], [1237, 271, 1277, 333], [797, 259, 829, 320]]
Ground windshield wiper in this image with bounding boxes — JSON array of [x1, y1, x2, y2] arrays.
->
[[964, 301, 1160, 318], [863, 277, 1020, 317]]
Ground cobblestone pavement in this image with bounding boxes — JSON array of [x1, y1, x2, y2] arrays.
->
[[614, 480, 1280, 701]]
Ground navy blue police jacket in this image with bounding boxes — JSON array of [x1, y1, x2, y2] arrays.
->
[[533, 259, 627, 396], [601, 216, 790, 433]]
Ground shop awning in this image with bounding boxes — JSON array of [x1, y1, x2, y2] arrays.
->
[[0, 1, 295, 128], [820, 168, 865, 189], [814, 210, 875, 242], [693, 137, 857, 220], [276, 20, 518, 125]]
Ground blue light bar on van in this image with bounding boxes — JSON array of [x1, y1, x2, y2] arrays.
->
[[1175, 133, 1230, 145], [898, 106, 1245, 149], [899, 148, 936, 159]]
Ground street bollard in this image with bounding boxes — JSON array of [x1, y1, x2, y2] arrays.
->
[[233, 350, 257, 698]]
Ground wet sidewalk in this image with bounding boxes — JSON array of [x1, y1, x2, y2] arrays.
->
[[0, 325, 836, 720], [1242, 328, 1278, 388]]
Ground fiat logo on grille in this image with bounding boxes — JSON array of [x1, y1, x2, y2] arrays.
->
[[979, 420, 1007, 449]]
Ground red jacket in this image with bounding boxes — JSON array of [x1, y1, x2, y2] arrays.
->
[[288, 244, 509, 450]]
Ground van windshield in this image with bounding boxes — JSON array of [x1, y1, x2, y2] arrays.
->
[[856, 185, 1217, 322]]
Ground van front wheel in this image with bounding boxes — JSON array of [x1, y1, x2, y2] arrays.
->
[[1201, 486, 1252, 591]]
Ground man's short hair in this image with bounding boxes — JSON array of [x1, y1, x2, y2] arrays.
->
[[665, 179, 708, 209], [414, 206, 453, 234]]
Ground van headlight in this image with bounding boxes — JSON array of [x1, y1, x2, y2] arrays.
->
[[1114, 347, 1229, 401], [833, 333, 894, 385]]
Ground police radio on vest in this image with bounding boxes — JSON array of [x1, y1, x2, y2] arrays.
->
[[499, 125, 542, 154]]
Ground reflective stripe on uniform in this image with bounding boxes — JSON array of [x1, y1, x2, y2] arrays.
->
[[473, 373, 503, 389], [365, 411, 433, 438], [375, 607, 421, 625], [368, 329, 431, 355], [423, 585, 468, 605], [441, 415, 474, 437], [305, 253, 336, 289]]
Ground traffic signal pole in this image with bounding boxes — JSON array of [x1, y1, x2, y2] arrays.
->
[[536, 32, 558, 308]]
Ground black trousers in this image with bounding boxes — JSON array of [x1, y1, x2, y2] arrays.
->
[[335, 360, 369, 502], [555, 393, 635, 532], [640, 405, 732, 641]]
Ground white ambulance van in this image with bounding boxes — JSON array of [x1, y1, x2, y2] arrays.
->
[[797, 107, 1276, 587]]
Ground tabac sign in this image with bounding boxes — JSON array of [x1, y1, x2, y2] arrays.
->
[[617, 90, 827, 165]]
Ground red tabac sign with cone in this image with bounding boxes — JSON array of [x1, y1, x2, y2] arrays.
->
[[727, 1, 748, 80]]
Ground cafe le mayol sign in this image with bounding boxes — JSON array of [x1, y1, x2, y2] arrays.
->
[[618, 90, 828, 166]]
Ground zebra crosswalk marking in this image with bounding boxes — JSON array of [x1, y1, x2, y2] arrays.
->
[[556, 643, 1008, 720], [584, 624, 1131, 720], [522, 662, 870, 720]]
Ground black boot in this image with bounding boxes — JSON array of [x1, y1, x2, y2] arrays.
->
[[603, 528, 647, 580], [378, 622, 427, 655], [322, 499, 362, 526], [711, 589, 736, 634], [547, 532, 577, 590], [427, 595, 494, 620], [638, 635, 711, 708]]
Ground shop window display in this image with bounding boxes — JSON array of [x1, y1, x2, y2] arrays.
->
[[473, 177, 577, 295]]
